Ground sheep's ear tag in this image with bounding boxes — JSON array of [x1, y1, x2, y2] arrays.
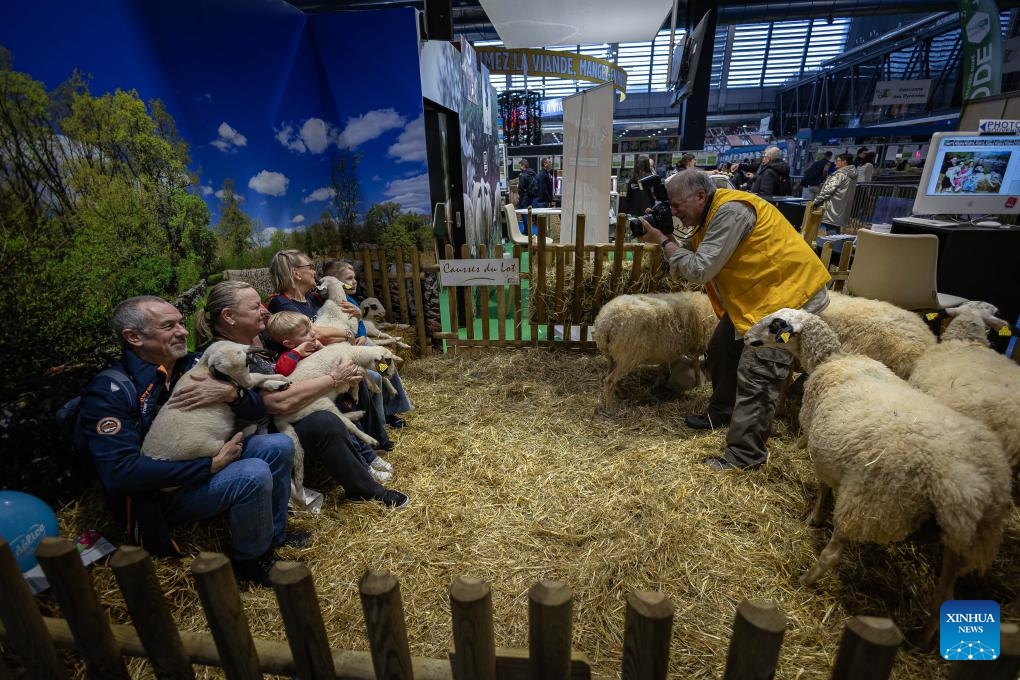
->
[[778, 331, 792, 343], [377, 362, 388, 373], [998, 325, 1013, 337], [343, 282, 355, 291], [768, 318, 793, 343], [925, 312, 939, 321]]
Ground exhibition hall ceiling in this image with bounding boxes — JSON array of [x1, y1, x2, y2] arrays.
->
[[477, 0, 672, 48]]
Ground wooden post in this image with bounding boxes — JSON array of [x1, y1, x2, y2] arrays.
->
[[569, 215, 586, 346], [361, 247, 376, 300], [528, 580, 573, 680], [829, 616, 901, 680], [552, 244, 565, 344], [395, 247, 411, 324], [360, 569, 414, 680], [445, 243, 460, 349], [495, 244, 507, 346], [513, 244, 524, 345], [35, 537, 131, 679], [192, 552, 262, 680], [410, 248, 429, 355], [0, 538, 67, 679], [449, 576, 497, 680], [621, 590, 673, 680], [479, 244, 491, 343], [723, 600, 787, 680], [109, 546, 195, 679], [380, 250, 393, 320], [461, 244, 475, 342], [611, 215, 626, 294], [592, 245, 611, 310], [535, 218, 548, 345], [950, 621, 1020, 679], [625, 245, 647, 293], [270, 561, 334, 680]]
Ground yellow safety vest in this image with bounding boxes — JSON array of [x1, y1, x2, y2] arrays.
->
[[690, 189, 831, 334]]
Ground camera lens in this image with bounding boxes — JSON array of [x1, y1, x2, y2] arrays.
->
[[628, 217, 645, 239]]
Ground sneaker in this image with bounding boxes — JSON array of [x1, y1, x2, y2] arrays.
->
[[370, 457, 394, 473], [386, 415, 407, 428], [277, 530, 312, 550], [684, 413, 730, 431], [702, 455, 761, 471], [378, 489, 410, 509], [232, 549, 280, 587], [376, 439, 395, 452], [370, 467, 393, 483]]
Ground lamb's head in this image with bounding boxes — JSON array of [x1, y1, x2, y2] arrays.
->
[[360, 297, 387, 323], [746, 307, 839, 373], [199, 341, 252, 386], [942, 301, 1012, 344], [316, 275, 347, 302]]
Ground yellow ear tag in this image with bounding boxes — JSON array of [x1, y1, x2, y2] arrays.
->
[[342, 282, 355, 291], [924, 312, 939, 321], [999, 325, 1013, 337], [779, 331, 791, 343], [377, 362, 388, 373]]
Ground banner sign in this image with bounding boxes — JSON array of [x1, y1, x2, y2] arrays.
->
[[978, 118, 1020, 132], [872, 79, 932, 105], [959, 0, 1002, 101], [476, 47, 628, 98], [439, 258, 520, 286]]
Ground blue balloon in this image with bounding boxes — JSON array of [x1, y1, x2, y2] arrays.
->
[[0, 491, 60, 572]]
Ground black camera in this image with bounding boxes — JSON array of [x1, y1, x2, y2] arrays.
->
[[628, 175, 673, 238]]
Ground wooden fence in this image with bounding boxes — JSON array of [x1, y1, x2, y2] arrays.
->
[[6, 538, 1016, 679]]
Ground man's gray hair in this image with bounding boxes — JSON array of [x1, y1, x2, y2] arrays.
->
[[763, 146, 782, 160], [666, 169, 716, 198], [112, 295, 167, 341]]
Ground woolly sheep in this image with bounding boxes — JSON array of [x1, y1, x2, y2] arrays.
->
[[314, 275, 359, 337], [359, 297, 412, 348], [592, 291, 717, 413], [907, 301, 1020, 501], [141, 341, 290, 460], [271, 342, 401, 503], [818, 291, 936, 380], [746, 308, 1012, 645]]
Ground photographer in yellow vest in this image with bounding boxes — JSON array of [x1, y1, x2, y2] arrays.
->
[[638, 170, 831, 470]]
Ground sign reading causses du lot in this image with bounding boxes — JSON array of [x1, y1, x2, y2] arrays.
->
[[440, 259, 520, 286]]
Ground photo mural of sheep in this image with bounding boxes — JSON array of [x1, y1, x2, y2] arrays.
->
[[745, 308, 1013, 647]]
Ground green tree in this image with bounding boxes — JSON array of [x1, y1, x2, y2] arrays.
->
[[363, 202, 402, 244], [215, 178, 255, 265], [328, 150, 362, 250]]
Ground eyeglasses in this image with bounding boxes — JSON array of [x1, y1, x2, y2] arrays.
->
[[294, 264, 315, 270]]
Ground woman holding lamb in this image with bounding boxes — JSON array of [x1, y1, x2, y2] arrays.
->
[[195, 281, 410, 508]]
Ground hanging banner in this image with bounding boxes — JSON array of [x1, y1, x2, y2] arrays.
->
[[872, 79, 932, 105], [560, 83, 614, 245], [959, 0, 1002, 100], [476, 47, 628, 99]]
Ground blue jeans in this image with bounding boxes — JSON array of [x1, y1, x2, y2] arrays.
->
[[365, 368, 413, 418], [164, 433, 293, 561]]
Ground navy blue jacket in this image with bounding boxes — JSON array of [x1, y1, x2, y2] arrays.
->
[[80, 349, 265, 548]]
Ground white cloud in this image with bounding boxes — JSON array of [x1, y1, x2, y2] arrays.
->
[[275, 117, 337, 154], [248, 170, 289, 197], [291, 214, 305, 224], [382, 172, 430, 214], [388, 113, 427, 163], [338, 108, 405, 149], [214, 189, 244, 202], [303, 187, 335, 203], [200, 184, 214, 196], [211, 121, 247, 153], [275, 124, 305, 153]]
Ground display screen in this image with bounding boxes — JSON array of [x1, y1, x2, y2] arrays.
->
[[913, 132, 1020, 216]]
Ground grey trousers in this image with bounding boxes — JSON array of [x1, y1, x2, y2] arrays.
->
[[705, 314, 794, 467]]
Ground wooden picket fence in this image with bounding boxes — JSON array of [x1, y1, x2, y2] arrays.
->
[[4, 538, 1017, 679]]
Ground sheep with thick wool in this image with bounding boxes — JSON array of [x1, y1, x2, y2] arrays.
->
[[908, 301, 1020, 501], [592, 291, 717, 413], [141, 341, 290, 460], [272, 342, 401, 502], [314, 275, 360, 338], [746, 308, 1012, 645]]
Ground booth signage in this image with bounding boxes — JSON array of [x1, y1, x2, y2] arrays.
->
[[978, 119, 1020, 133], [476, 47, 628, 98], [959, 0, 1002, 100], [440, 258, 520, 286], [871, 79, 932, 105]]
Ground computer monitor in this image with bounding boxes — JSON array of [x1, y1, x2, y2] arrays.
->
[[912, 131, 1020, 216]]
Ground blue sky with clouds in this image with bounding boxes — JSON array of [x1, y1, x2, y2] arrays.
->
[[1, 0, 428, 236]]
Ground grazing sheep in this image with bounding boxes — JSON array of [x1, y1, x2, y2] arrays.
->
[[141, 341, 290, 460], [908, 301, 1020, 501], [359, 297, 412, 348], [272, 342, 402, 502], [745, 308, 1012, 646], [818, 291, 937, 380], [592, 291, 717, 413]]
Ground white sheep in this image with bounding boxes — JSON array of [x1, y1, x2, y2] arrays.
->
[[272, 342, 402, 503], [141, 341, 290, 460], [745, 308, 1012, 646], [592, 291, 717, 414], [358, 297, 412, 349], [314, 275, 359, 338], [818, 291, 937, 380], [907, 301, 1020, 501]]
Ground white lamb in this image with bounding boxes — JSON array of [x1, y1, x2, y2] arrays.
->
[[272, 342, 401, 502], [908, 301, 1020, 501], [592, 291, 717, 414], [314, 275, 360, 338], [141, 341, 290, 460], [745, 308, 1012, 646], [359, 297, 412, 349]]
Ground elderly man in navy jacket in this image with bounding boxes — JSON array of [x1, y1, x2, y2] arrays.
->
[[80, 295, 300, 585]]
